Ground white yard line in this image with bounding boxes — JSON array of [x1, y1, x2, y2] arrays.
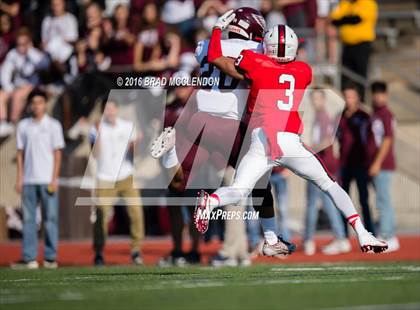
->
[[271, 265, 420, 272], [141, 275, 405, 291], [325, 302, 420, 310]]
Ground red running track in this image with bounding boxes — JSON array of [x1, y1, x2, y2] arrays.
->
[[0, 235, 419, 266]]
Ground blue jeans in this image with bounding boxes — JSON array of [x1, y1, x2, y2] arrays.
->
[[373, 171, 395, 239], [270, 174, 290, 241], [246, 200, 261, 249], [22, 184, 59, 261], [304, 181, 346, 241]]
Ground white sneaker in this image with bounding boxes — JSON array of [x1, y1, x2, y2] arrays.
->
[[239, 257, 252, 267], [322, 239, 351, 255], [43, 260, 58, 269], [10, 260, 39, 270], [0, 122, 14, 137], [383, 237, 400, 253], [303, 240, 316, 256], [262, 237, 296, 256], [210, 254, 238, 267], [358, 232, 388, 253], [150, 127, 176, 158]]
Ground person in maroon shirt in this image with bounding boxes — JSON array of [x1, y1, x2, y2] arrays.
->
[[103, 4, 135, 66], [337, 83, 375, 235], [368, 81, 399, 252]]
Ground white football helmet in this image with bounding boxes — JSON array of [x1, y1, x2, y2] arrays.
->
[[263, 24, 298, 62]]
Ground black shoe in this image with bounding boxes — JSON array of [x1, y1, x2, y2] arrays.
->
[[185, 250, 201, 265], [94, 253, 104, 266], [131, 251, 143, 265]]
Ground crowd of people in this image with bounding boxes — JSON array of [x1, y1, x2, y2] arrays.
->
[[0, 0, 397, 268]]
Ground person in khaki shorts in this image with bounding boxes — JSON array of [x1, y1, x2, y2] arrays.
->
[[89, 100, 144, 265]]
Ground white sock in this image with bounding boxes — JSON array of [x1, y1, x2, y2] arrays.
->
[[162, 146, 179, 168], [326, 182, 368, 235], [347, 214, 368, 236], [259, 217, 278, 245]]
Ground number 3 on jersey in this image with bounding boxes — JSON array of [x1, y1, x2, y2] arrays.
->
[[277, 74, 295, 111]]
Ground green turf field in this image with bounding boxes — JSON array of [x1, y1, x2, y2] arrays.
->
[[1, 263, 420, 310]]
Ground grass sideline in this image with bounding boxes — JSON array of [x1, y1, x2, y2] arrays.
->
[[1, 262, 420, 310]]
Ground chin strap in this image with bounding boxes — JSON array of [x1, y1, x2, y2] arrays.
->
[[208, 28, 223, 62]]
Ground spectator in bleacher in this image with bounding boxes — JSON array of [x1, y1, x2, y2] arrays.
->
[[90, 100, 144, 266], [104, 0, 129, 17], [0, 13, 15, 63], [336, 83, 375, 235], [0, 0, 21, 28], [277, 0, 316, 28], [0, 28, 50, 137], [197, 0, 229, 33], [133, 2, 164, 74], [260, 0, 286, 28], [41, 0, 78, 64], [133, 3, 180, 75], [277, 0, 317, 61], [303, 88, 350, 256], [103, 3, 135, 66], [84, 2, 104, 33], [227, 0, 261, 10], [330, 0, 378, 98], [314, 0, 338, 64], [60, 34, 112, 137], [12, 89, 65, 269], [160, 0, 196, 40], [368, 81, 399, 252]]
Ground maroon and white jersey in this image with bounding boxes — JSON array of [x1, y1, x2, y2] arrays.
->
[[368, 105, 396, 170], [194, 38, 262, 120]]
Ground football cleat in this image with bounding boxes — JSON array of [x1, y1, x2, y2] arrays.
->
[[193, 190, 211, 234], [358, 232, 388, 253], [262, 236, 296, 256], [150, 127, 176, 159]]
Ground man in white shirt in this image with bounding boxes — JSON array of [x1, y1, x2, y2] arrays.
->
[[89, 100, 144, 265], [0, 28, 49, 137], [12, 89, 65, 269]]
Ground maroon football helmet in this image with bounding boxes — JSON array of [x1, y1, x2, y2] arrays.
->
[[228, 7, 266, 42]]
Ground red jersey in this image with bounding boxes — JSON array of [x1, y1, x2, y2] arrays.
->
[[235, 49, 312, 159]]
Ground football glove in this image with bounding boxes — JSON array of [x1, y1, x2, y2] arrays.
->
[[214, 10, 236, 31]]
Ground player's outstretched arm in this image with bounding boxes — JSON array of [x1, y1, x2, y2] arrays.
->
[[207, 11, 245, 81]]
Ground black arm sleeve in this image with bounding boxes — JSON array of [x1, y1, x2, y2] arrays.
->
[[331, 15, 362, 27]]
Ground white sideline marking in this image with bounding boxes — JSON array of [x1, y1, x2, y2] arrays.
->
[[0, 278, 41, 282], [141, 276, 405, 291], [271, 265, 420, 272], [325, 302, 420, 310]]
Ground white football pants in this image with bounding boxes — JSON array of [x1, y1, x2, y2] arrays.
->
[[213, 128, 358, 220]]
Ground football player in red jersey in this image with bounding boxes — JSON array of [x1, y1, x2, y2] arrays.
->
[[194, 11, 388, 255]]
